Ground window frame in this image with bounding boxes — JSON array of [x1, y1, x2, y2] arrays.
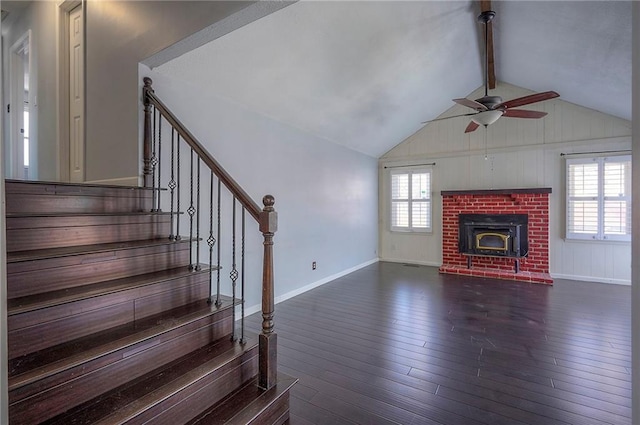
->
[[565, 155, 631, 242], [389, 167, 432, 233]]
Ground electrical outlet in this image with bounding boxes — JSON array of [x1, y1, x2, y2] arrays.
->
[[312, 261, 317, 270]]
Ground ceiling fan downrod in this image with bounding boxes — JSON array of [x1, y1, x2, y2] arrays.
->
[[422, 8, 559, 133], [478, 10, 495, 98]]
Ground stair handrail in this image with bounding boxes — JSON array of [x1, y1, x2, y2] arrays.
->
[[142, 77, 277, 390], [143, 77, 261, 220]]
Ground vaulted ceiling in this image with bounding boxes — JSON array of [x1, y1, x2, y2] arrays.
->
[[154, 0, 632, 158]]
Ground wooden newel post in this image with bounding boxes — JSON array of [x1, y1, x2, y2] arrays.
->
[[259, 194, 277, 390], [142, 77, 154, 188]]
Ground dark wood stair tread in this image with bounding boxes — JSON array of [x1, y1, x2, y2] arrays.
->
[[6, 211, 175, 218], [5, 178, 156, 191], [7, 237, 194, 263], [8, 265, 215, 316], [43, 334, 259, 425], [189, 372, 298, 425], [9, 298, 234, 390]]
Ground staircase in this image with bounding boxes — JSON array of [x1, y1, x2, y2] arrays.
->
[[4, 78, 296, 424]]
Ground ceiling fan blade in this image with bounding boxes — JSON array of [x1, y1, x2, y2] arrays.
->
[[497, 91, 560, 109], [479, 1, 496, 89], [502, 109, 548, 119], [422, 113, 478, 124], [453, 98, 488, 111], [465, 121, 480, 133]]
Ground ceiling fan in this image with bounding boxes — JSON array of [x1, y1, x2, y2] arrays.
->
[[427, 8, 559, 133]]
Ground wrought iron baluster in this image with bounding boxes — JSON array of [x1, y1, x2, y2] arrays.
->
[[196, 158, 201, 271], [168, 129, 176, 240], [151, 107, 157, 212], [230, 198, 238, 341], [176, 135, 181, 241], [142, 77, 153, 188], [240, 208, 246, 344], [207, 171, 216, 305], [216, 179, 221, 307], [156, 110, 162, 212], [188, 149, 195, 269]]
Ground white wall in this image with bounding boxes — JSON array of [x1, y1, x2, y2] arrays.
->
[[380, 82, 632, 285], [141, 65, 379, 312]]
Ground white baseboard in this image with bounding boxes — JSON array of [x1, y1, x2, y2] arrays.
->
[[551, 273, 631, 286], [84, 176, 141, 187], [242, 258, 380, 318], [379, 257, 441, 268], [379, 260, 631, 285]]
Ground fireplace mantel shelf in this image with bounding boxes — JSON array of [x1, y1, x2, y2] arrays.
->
[[441, 188, 552, 196]]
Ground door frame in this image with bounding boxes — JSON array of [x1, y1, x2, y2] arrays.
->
[[57, 0, 84, 182], [8, 30, 31, 180]]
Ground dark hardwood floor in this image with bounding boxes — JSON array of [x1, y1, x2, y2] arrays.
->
[[246, 261, 631, 425]]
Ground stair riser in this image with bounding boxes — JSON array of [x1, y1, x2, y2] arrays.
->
[[188, 372, 297, 425], [5, 181, 154, 214], [8, 275, 210, 359], [9, 311, 233, 424], [6, 216, 171, 252], [6, 193, 153, 214], [9, 271, 210, 329], [8, 244, 191, 299], [191, 374, 297, 425], [10, 303, 130, 360], [123, 353, 259, 425]]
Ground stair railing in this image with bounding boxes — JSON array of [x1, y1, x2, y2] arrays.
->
[[142, 77, 277, 390]]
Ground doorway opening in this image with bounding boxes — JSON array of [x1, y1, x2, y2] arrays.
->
[[8, 30, 31, 180]]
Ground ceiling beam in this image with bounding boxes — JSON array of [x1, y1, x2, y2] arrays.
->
[[479, 0, 496, 90]]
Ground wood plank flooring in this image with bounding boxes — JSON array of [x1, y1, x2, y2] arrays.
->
[[246, 262, 631, 425]]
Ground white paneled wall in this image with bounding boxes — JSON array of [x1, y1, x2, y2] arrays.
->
[[380, 82, 632, 284]]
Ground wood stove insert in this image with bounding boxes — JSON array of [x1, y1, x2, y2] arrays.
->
[[459, 213, 528, 272]]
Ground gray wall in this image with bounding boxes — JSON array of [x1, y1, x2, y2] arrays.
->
[[145, 65, 379, 312], [0, 76, 8, 425], [631, 2, 639, 422], [85, 0, 254, 183], [2, 1, 58, 180], [2, 1, 257, 183]]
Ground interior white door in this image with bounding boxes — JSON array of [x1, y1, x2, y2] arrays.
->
[[69, 5, 84, 182]]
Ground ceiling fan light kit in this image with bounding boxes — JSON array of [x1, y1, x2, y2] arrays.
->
[[424, 7, 559, 133], [471, 110, 503, 126]]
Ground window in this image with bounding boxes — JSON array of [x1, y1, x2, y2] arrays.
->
[[566, 155, 631, 241], [390, 168, 431, 232]]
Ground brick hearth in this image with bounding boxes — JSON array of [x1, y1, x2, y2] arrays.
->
[[439, 188, 552, 284]]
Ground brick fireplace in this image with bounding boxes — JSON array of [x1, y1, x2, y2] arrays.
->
[[439, 188, 552, 284]]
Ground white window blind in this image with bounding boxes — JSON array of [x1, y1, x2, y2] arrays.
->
[[566, 155, 631, 241], [391, 168, 431, 232]]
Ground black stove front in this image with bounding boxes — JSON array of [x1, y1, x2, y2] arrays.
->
[[458, 213, 528, 257]]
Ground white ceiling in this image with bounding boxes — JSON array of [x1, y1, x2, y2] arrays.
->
[[155, 0, 632, 158]]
